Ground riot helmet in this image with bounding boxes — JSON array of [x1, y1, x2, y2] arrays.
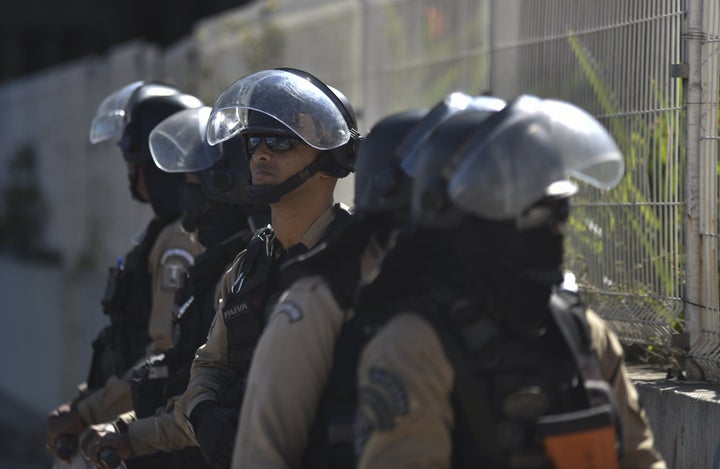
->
[[401, 95, 506, 229], [150, 106, 254, 206], [150, 106, 267, 246], [89, 81, 204, 216], [411, 95, 624, 331], [445, 95, 623, 224], [447, 94, 623, 284], [400, 92, 504, 176], [206, 68, 362, 204], [353, 108, 429, 220]]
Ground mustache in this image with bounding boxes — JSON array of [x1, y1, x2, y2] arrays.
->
[[252, 161, 274, 173]]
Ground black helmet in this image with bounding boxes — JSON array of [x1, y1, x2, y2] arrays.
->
[[441, 95, 624, 225], [353, 108, 428, 219], [149, 106, 254, 206], [411, 95, 625, 309], [90, 81, 204, 216], [91, 81, 204, 164], [401, 94, 506, 229], [205, 68, 363, 204]]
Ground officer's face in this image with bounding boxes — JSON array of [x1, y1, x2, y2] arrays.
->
[[248, 136, 320, 186]]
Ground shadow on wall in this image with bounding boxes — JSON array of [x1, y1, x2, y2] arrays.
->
[[0, 144, 61, 265]]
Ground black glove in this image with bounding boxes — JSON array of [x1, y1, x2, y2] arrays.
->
[[190, 401, 238, 469]]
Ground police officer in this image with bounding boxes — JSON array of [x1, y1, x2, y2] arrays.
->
[[78, 106, 269, 468], [228, 107, 426, 469], [354, 95, 667, 468], [228, 93, 506, 469], [174, 68, 360, 469], [46, 82, 205, 465]]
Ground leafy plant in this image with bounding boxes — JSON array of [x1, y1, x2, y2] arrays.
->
[[563, 33, 683, 344]]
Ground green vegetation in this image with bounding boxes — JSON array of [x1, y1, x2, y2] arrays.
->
[[564, 33, 683, 345]]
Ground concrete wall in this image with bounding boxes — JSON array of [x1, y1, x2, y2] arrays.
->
[[0, 43, 165, 415], [635, 372, 720, 469]]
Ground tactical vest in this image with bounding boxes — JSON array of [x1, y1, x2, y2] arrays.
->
[[303, 281, 622, 469], [220, 206, 353, 403], [86, 215, 177, 391], [131, 230, 253, 419], [428, 287, 621, 469]]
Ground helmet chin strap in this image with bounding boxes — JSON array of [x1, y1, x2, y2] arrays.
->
[[247, 153, 334, 204]]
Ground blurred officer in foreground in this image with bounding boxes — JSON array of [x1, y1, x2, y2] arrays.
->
[[79, 106, 269, 468], [46, 82, 205, 466], [354, 95, 667, 468], [174, 68, 361, 469], [230, 92, 505, 469]]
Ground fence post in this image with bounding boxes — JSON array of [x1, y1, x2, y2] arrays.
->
[[685, 0, 705, 380]]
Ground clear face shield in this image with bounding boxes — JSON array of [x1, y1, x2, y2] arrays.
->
[[149, 106, 221, 173], [206, 69, 352, 149], [89, 81, 145, 144], [400, 93, 506, 177], [446, 95, 624, 223]]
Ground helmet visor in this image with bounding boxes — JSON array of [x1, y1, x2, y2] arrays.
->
[[89, 81, 145, 144], [149, 107, 221, 173], [400, 93, 505, 176], [542, 99, 625, 189], [206, 69, 351, 147], [447, 96, 624, 221]]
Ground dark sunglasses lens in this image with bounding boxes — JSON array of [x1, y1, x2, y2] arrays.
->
[[246, 136, 296, 154], [265, 137, 296, 152], [247, 136, 262, 154]]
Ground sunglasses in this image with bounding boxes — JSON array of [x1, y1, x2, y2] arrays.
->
[[246, 135, 299, 154]]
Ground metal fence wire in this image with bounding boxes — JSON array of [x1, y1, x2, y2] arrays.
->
[[496, 0, 688, 350]]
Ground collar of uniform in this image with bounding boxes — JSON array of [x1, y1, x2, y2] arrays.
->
[[298, 204, 338, 251]]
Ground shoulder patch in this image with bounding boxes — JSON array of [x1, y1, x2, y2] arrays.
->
[[357, 366, 410, 432], [276, 301, 304, 323], [160, 248, 195, 266], [161, 261, 188, 291]]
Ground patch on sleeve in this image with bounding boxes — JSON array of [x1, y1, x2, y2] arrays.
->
[[357, 367, 409, 432], [369, 367, 409, 416], [355, 367, 411, 455], [161, 261, 187, 291], [276, 301, 304, 323]]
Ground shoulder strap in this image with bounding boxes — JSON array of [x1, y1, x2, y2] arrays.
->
[[549, 290, 604, 399], [416, 288, 505, 465], [186, 228, 254, 295], [549, 289, 624, 454]]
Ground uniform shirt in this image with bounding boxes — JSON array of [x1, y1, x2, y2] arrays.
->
[[77, 219, 202, 425], [175, 205, 341, 440], [355, 310, 668, 469], [230, 237, 384, 469], [121, 396, 198, 456]]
